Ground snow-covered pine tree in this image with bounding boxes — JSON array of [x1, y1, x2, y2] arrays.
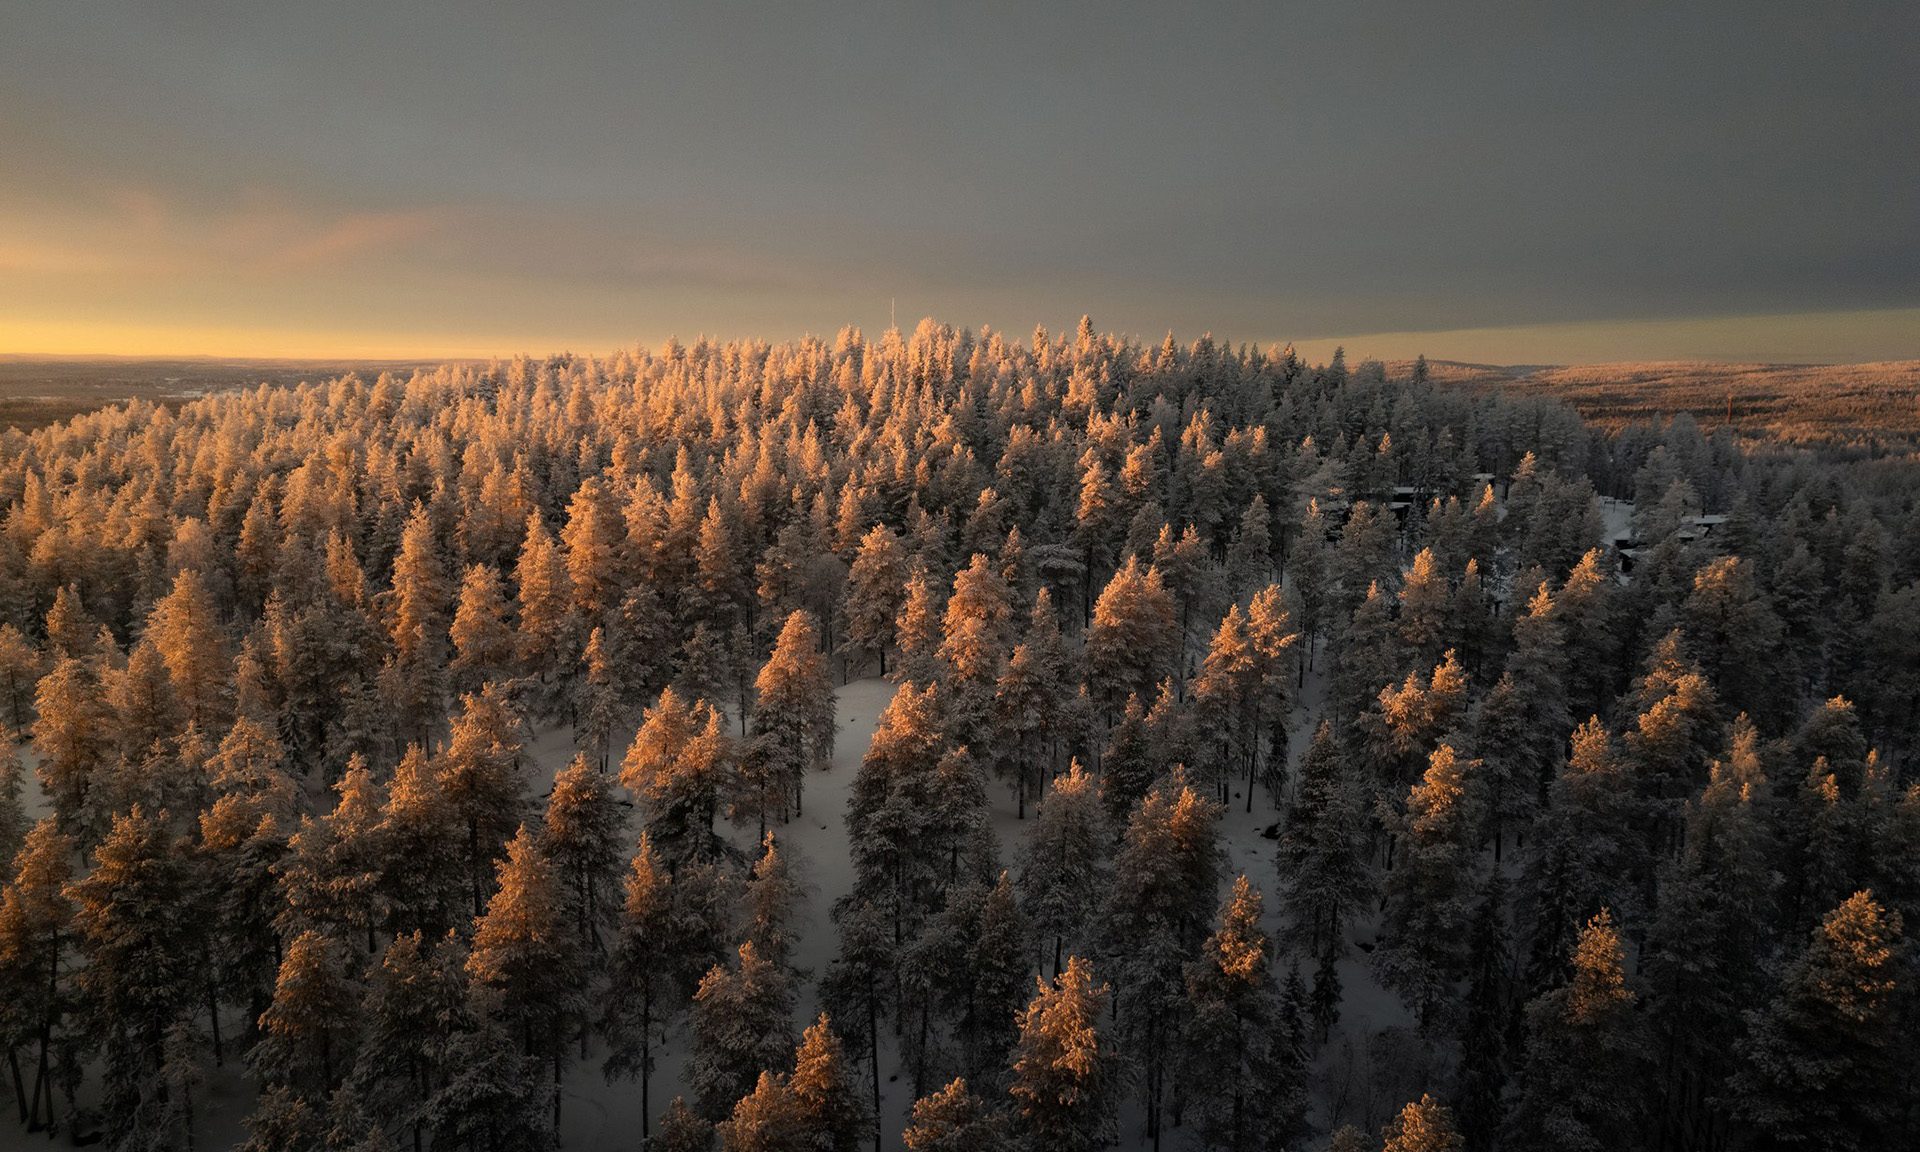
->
[[1006, 956, 1119, 1152], [903, 1077, 1009, 1152], [275, 755, 387, 947], [1374, 744, 1478, 1031], [752, 610, 835, 831], [1381, 1093, 1462, 1152], [842, 524, 908, 678], [789, 1012, 870, 1152], [1085, 557, 1178, 716], [689, 938, 797, 1121], [376, 743, 465, 937], [820, 895, 895, 1152], [575, 625, 620, 768], [250, 928, 360, 1096], [467, 824, 585, 1134], [69, 806, 202, 1146], [1520, 717, 1645, 992], [1179, 875, 1306, 1152], [0, 819, 74, 1134], [1100, 768, 1222, 1149], [449, 562, 515, 695], [436, 683, 527, 916], [146, 565, 229, 731], [349, 929, 471, 1152], [1018, 760, 1108, 978], [1504, 909, 1651, 1149], [603, 832, 702, 1144], [1728, 891, 1910, 1151], [540, 752, 625, 956], [1642, 713, 1777, 1147], [1278, 720, 1374, 966], [622, 687, 731, 868]]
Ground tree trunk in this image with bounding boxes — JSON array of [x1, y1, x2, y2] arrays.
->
[[641, 992, 653, 1146], [868, 998, 882, 1152], [5, 1047, 23, 1124]]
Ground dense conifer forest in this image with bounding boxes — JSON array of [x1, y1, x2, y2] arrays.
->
[[1, 318, 1917, 1151]]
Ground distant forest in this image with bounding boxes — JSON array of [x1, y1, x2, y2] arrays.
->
[[0, 319, 1916, 1152], [1422, 358, 1920, 457]]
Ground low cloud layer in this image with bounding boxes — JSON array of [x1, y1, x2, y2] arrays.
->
[[3, 2, 1916, 360]]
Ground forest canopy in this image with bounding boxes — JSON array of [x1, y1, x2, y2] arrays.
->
[[0, 318, 1916, 1151]]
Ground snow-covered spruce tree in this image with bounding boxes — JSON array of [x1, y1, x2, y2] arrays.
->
[[1006, 955, 1120, 1152], [820, 896, 895, 1152], [604, 832, 707, 1145], [1396, 547, 1450, 671], [514, 510, 574, 708], [622, 687, 732, 869], [0, 819, 75, 1133], [1085, 556, 1178, 717], [1331, 581, 1400, 725], [1286, 499, 1333, 686], [992, 588, 1079, 818], [657, 1096, 717, 1152], [540, 751, 626, 956], [1464, 672, 1545, 863], [1727, 891, 1911, 1151], [894, 566, 945, 688], [1454, 869, 1515, 1151], [842, 524, 908, 678], [1100, 768, 1222, 1150], [751, 609, 835, 833], [1191, 603, 1261, 808], [1642, 713, 1778, 1147], [249, 928, 360, 1099], [1504, 909, 1652, 1150], [466, 824, 586, 1134], [939, 553, 1013, 750], [0, 742, 27, 881], [449, 561, 515, 696], [1622, 627, 1721, 861], [201, 715, 300, 1058], [384, 502, 450, 750], [376, 743, 466, 938], [1178, 876, 1306, 1152], [574, 624, 620, 768], [1278, 720, 1373, 966], [903, 1077, 1010, 1152], [0, 624, 42, 735], [788, 1012, 870, 1152], [845, 682, 965, 946], [147, 565, 230, 732], [349, 929, 471, 1152], [688, 940, 796, 1121], [1018, 759, 1108, 978], [31, 652, 113, 841], [743, 831, 803, 978], [1380, 1093, 1462, 1152], [1520, 717, 1645, 992], [1245, 583, 1297, 808], [70, 806, 203, 1146], [275, 754, 387, 948], [716, 1068, 800, 1152], [435, 683, 527, 917], [1098, 693, 1156, 828], [1374, 744, 1478, 1032]]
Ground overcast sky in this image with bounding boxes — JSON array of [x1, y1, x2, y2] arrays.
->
[[3, 2, 1916, 363]]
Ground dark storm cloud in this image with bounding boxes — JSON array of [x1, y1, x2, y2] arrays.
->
[[2, 1, 1916, 355]]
